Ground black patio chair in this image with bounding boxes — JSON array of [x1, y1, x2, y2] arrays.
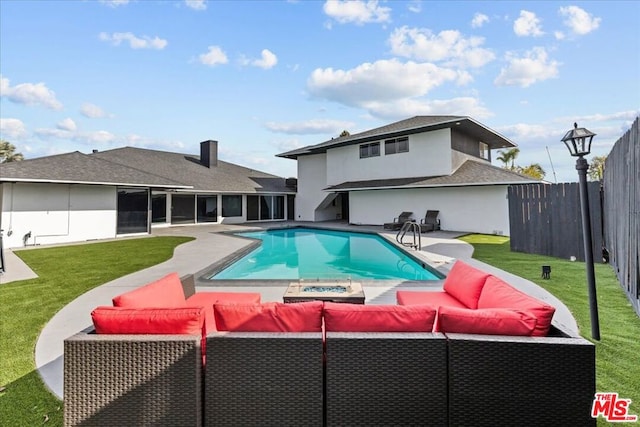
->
[[383, 212, 413, 230], [419, 210, 440, 233]]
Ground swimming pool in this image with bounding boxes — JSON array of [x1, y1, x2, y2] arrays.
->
[[209, 227, 442, 281]]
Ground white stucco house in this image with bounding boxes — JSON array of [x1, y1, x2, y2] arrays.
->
[[0, 141, 295, 249], [277, 116, 538, 236]]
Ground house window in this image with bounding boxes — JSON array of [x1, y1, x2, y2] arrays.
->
[[171, 194, 195, 224], [479, 142, 489, 160], [246, 195, 285, 221], [151, 193, 167, 223], [197, 195, 217, 223], [359, 142, 380, 158], [222, 195, 242, 217], [385, 137, 409, 155], [117, 188, 149, 234]]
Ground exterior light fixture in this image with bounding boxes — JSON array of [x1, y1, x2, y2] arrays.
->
[[561, 123, 600, 340]]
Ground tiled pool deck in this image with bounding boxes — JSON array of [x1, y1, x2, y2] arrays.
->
[[3, 221, 579, 399]]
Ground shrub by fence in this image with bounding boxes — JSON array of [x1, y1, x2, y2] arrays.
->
[[508, 182, 603, 263], [603, 117, 640, 317]]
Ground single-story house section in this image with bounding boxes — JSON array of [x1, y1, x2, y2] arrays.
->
[[0, 141, 295, 249], [277, 116, 539, 236]]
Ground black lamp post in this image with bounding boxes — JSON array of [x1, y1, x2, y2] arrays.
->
[[561, 123, 600, 340]]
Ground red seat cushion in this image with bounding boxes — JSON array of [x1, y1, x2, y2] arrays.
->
[[437, 306, 537, 336], [396, 290, 467, 308], [214, 301, 323, 332], [323, 302, 437, 332], [112, 272, 186, 308], [442, 261, 491, 309], [477, 275, 556, 336], [186, 292, 261, 333], [91, 306, 205, 335]]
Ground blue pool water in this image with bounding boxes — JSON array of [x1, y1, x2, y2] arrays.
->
[[210, 228, 441, 281]]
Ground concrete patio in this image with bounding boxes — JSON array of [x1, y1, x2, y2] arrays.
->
[[2, 222, 579, 400]]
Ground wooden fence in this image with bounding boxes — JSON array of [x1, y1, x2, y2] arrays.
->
[[508, 182, 603, 263], [603, 117, 640, 317]]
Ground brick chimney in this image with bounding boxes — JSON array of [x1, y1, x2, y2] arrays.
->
[[200, 140, 218, 168]]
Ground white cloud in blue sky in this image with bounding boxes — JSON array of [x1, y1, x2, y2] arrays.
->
[[1, 1, 638, 182]]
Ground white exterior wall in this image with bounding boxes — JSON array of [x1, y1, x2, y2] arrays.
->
[[296, 154, 335, 221], [0, 182, 117, 249], [326, 129, 452, 185], [349, 186, 511, 236]]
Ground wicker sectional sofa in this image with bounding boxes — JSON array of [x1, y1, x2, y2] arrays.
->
[[64, 267, 596, 426]]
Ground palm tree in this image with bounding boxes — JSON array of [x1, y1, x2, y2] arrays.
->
[[496, 148, 520, 170], [588, 155, 606, 181], [517, 163, 546, 180], [0, 140, 24, 163]]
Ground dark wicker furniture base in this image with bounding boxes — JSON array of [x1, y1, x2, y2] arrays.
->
[[205, 332, 324, 427], [64, 332, 202, 427], [325, 332, 448, 426], [447, 333, 596, 427]]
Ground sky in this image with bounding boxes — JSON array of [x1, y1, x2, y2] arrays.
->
[[1, 0, 639, 183]]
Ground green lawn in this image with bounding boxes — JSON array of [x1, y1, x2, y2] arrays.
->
[[459, 234, 640, 423], [1, 234, 638, 426], [0, 236, 194, 427]]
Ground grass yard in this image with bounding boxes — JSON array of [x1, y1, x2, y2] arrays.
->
[[1, 233, 638, 426], [460, 234, 640, 423], [0, 236, 194, 427]]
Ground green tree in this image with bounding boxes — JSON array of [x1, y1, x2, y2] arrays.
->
[[339, 130, 351, 137], [0, 140, 24, 163], [496, 148, 520, 170], [517, 163, 546, 180], [588, 155, 606, 181]]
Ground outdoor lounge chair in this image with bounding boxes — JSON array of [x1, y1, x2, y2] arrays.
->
[[383, 211, 413, 230], [419, 210, 440, 233]]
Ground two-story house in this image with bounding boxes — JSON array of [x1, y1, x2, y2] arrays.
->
[[277, 116, 538, 236]]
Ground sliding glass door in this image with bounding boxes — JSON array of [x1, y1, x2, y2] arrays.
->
[[247, 195, 285, 221], [117, 188, 149, 234]]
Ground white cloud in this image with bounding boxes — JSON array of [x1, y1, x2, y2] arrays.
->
[[273, 138, 304, 153], [57, 118, 77, 131], [514, 10, 544, 37], [198, 46, 228, 66], [265, 119, 355, 135], [0, 75, 63, 110], [494, 47, 559, 87], [388, 27, 495, 68], [362, 97, 492, 120], [99, 0, 129, 7], [323, 0, 391, 25], [471, 13, 489, 28], [185, 0, 206, 11], [308, 59, 468, 106], [554, 31, 565, 40], [251, 49, 278, 69], [99, 32, 168, 50], [408, 1, 421, 14], [81, 103, 109, 118], [0, 118, 27, 139], [559, 6, 601, 36]]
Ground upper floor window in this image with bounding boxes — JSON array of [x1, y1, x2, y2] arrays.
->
[[359, 142, 380, 158], [479, 142, 489, 160], [385, 137, 409, 155]]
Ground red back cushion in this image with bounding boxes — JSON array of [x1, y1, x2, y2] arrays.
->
[[112, 272, 187, 308], [92, 306, 205, 335], [477, 276, 556, 336], [214, 301, 323, 332], [437, 306, 537, 336], [442, 261, 491, 309], [324, 302, 437, 332]]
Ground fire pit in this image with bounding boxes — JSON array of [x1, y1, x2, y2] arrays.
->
[[283, 281, 365, 304]]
